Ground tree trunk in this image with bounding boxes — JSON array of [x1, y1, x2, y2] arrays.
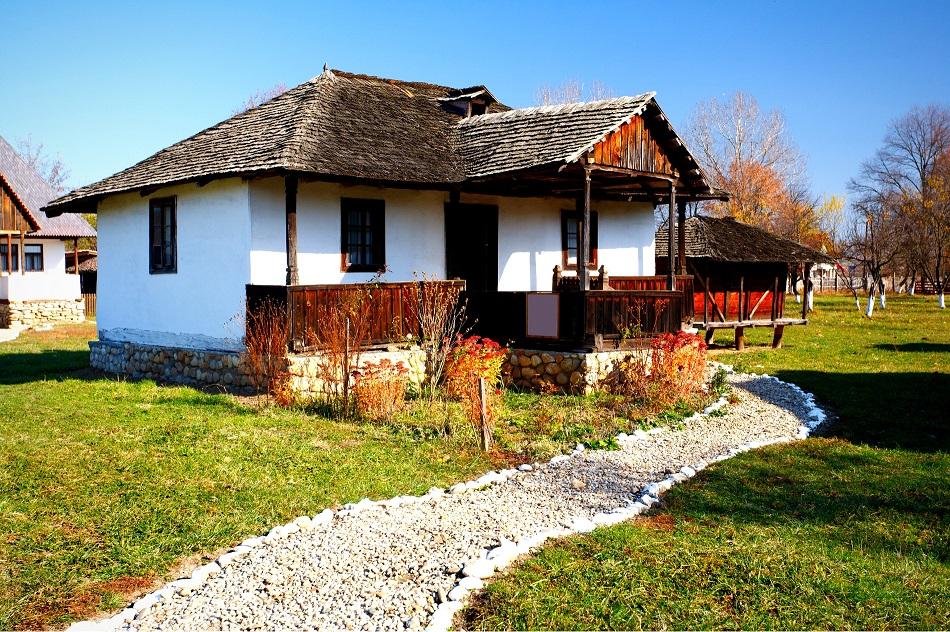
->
[[940, 292, 946, 309], [878, 279, 886, 309], [865, 287, 876, 317]]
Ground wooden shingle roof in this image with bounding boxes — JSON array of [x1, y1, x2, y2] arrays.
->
[[45, 69, 718, 214], [0, 135, 96, 238], [656, 216, 832, 264]]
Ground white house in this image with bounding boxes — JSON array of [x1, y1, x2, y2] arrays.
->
[[44, 68, 724, 387], [0, 136, 96, 328]]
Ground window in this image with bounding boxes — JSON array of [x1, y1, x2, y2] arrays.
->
[[0, 244, 18, 273], [23, 244, 43, 271], [149, 197, 176, 274], [561, 210, 598, 270], [341, 198, 385, 272]]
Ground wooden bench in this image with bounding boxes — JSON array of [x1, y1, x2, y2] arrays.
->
[[697, 318, 807, 350]]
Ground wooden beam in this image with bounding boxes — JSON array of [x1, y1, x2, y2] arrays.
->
[[73, 239, 79, 274], [676, 200, 686, 275], [587, 164, 676, 182], [666, 183, 676, 290], [578, 168, 592, 291], [748, 289, 770, 320], [19, 231, 24, 275], [734, 326, 745, 351], [772, 324, 785, 349], [285, 174, 299, 285]]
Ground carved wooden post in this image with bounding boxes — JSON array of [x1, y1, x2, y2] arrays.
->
[[73, 238, 79, 274], [18, 231, 24, 275], [552, 265, 562, 291], [677, 199, 687, 275], [667, 183, 676, 290], [4, 234, 10, 275], [285, 174, 299, 285], [578, 168, 592, 291], [599, 264, 609, 290]]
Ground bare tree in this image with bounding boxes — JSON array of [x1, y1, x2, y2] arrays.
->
[[535, 79, 614, 106], [686, 92, 808, 228], [234, 83, 288, 114], [16, 136, 70, 194]]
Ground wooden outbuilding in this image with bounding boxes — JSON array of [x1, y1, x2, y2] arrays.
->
[[657, 216, 832, 349]]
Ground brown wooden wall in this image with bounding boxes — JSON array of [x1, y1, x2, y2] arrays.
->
[[587, 114, 673, 175], [1, 182, 33, 233]]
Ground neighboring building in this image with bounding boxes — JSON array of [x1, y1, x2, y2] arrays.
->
[[44, 68, 725, 391], [656, 216, 831, 349], [0, 136, 96, 328]]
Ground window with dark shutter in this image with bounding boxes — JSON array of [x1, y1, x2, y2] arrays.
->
[[149, 197, 177, 274], [0, 244, 19, 273], [341, 198, 385, 272], [561, 210, 598, 270]]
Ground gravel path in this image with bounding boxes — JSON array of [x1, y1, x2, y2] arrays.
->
[[81, 370, 823, 632]]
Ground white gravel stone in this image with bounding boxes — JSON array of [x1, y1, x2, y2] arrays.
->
[[104, 370, 822, 632]]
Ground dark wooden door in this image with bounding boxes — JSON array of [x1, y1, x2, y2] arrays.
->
[[445, 203, 498, 292]]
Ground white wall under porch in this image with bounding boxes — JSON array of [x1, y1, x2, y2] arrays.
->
[[248, 179, 656, 292], [0, 238, 78, 301]]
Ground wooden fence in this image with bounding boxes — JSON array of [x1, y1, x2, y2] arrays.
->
[[608, 275, 694, 320], [82, 293, 96, 318]]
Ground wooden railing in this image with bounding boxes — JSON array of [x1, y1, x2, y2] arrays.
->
[[693, 275, 787, 324], [466, 288, 684, 349], [247, 281, 466, 352], [608, 275, 694, 320]]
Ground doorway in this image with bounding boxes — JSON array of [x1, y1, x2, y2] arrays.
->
[[444, 203, 498, 292]]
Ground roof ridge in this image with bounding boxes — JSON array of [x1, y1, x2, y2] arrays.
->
[[278, 71, 334, 169], [329, 68, 461, 94], [456, 92, 656, 126]]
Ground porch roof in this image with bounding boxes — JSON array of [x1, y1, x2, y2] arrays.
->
[[45, 68, 725, 215]]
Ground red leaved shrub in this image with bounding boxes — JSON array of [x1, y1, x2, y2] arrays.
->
[[352, 358, 409, 422]]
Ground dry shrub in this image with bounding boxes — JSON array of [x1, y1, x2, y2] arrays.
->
[[411, 276, 469, 400], [609, 331, 707, 410], [353, 359, 409, 422], [242, 298, 292, 405], [444, 336, 509, 449], [305, 285, 375, 418]]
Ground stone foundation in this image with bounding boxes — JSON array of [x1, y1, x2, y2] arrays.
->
[[287, 348, 427, 397], [90, 339, 426, 396], [0, 299, 85, 328], [90, 340, 255, 390], [506, 348, 644, 394]]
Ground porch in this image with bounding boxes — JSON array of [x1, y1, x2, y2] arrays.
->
[[246, 278, 691, 354]]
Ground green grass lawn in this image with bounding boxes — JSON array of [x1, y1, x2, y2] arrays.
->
[[0, 323, 498, 629], [462, 295, 950, 630]]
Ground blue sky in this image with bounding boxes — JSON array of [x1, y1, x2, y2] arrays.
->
[[2, 0, 948, 200]]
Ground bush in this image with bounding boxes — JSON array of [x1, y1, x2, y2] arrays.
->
[[352, 358, 409, 422], [242, 298, 293, 406], [444, 335, 509, 450], [609, 331, 708, 411]]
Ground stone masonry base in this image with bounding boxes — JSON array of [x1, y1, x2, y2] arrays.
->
[[506, 348, 644, 394], [0, 299, 85, 328], [90, 340, 427, 396]]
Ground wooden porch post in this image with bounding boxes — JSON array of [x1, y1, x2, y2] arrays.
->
[[4, 234, 10, 275], [285, 174, 299, 286], [73, 239, 79, 274], [666, 183, 676, 290], [676, 199, 687, 275], [19, 231, 25, 274], [578, 168, 592, 291]]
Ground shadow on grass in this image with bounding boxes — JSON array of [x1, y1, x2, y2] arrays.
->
[[0, 349, 91, 385], [871, 342, 950, 353], [768, 370, 949, 453]]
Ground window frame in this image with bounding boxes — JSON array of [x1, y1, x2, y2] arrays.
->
[[0, 243, 19, 273], [149, 197, 177, 275], [340, 197, 386, 273], [23, 244, 43, 272], [561, 209, 598, 271]]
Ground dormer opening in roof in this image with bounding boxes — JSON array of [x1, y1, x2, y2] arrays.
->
[[438, 85, 497, 117]]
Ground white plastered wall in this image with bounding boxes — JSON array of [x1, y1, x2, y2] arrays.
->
[[0, 238, 80, 300], [96, 178, 251, 350]]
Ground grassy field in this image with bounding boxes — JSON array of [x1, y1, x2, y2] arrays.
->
[[0, 322, 701, 630], [462, 295, 950, 630], [0, 323, 498, 629]]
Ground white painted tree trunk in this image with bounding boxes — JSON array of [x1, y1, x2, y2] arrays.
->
[[940, 292, 946, 309], [909, 281, 916, 296], [865, 294, 875, 317], [806, 289, 814, 312], [854, 296, 861, 309], [879, 287, 886, 309]]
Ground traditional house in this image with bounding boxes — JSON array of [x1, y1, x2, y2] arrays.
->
[[0, 136, 96, 328], [44, 68, 724, 392], [656, 216, 832, 349]]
